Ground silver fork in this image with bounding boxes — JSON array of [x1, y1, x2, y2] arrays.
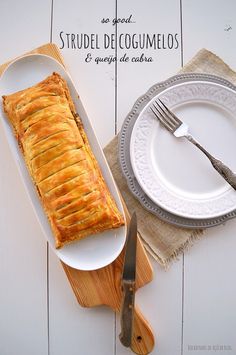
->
[[150, 99, 236, 190]]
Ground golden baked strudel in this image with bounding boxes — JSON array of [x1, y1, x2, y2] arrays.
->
[[2, 72, 124, 248]]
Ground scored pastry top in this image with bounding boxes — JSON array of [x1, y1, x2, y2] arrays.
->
[[2, 72, 124, 248]]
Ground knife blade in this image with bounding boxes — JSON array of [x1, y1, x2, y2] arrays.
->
[[119, 212, 137, 348]]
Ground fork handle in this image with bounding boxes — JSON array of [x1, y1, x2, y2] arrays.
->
[[186, 134, 236, 190]]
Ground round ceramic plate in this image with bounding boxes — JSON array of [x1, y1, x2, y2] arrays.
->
[[130, 80, 236, 219], [119, 73, 236, 228], [0, 54, 126, 270]]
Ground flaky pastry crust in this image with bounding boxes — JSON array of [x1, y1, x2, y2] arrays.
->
[[3, 72, 124, 248]]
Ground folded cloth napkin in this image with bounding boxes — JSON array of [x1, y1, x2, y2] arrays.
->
[[104, 49, 236, 268]]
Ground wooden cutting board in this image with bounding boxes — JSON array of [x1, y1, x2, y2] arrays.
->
[[0, 43, 155, 355]]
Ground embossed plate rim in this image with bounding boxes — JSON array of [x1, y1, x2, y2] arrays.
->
[[119, 73, 236, 228], [130, 80, 236, 219]]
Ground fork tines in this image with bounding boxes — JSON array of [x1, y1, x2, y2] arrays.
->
[[150, 99, 182, 133]]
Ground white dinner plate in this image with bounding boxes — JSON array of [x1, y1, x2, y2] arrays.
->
[[0, 54, 126, 270], [130, 80, 236, 219]]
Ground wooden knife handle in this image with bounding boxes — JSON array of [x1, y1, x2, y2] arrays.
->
[[130, 305, 155, 355], [119, 280, 136, 347]]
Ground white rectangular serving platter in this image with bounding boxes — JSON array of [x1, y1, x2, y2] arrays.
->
[[0, 54, 126, 271]]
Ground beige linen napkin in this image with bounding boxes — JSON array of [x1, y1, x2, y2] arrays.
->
[[104, 49, 236, 268]]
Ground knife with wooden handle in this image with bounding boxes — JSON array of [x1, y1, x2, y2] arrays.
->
[[119, 212, 137, 347]]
